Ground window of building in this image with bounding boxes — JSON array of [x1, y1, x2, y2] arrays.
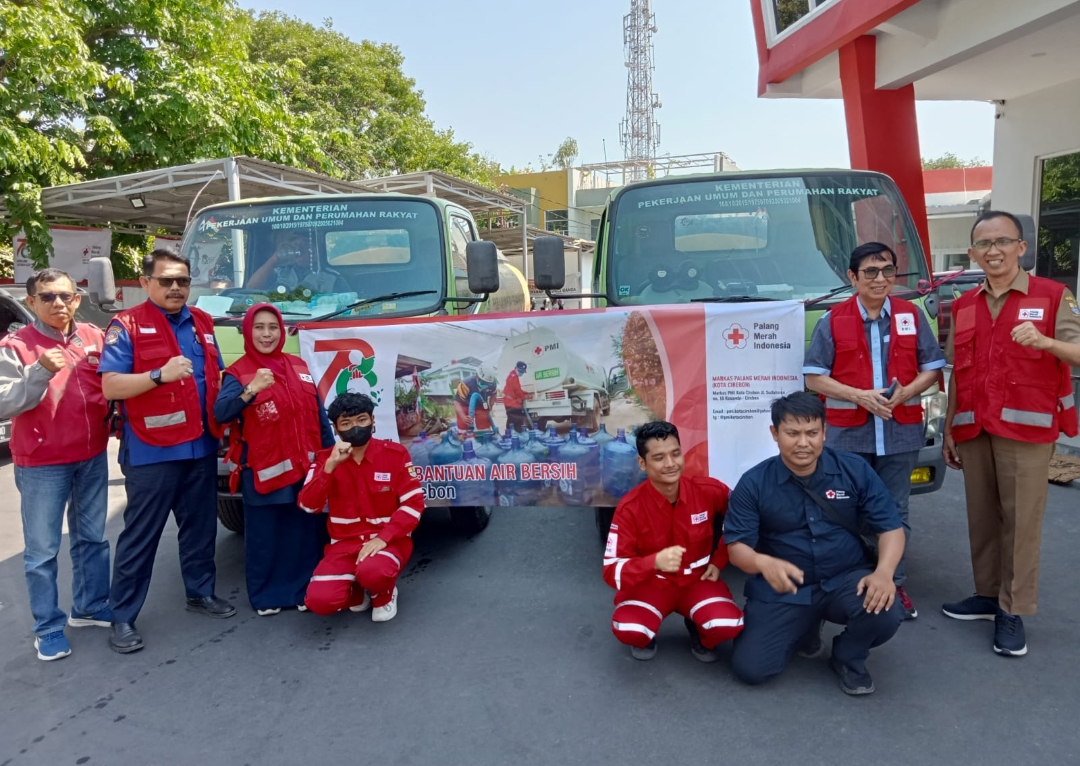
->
[[1036, 151, 1080, 293], [545, 209, 569, 235], [770, 0, 836, 39]]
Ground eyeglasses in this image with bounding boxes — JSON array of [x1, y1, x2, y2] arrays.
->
[[972, 237, 1021, 252], [859, 266, 897, 280], [147, 276, 192, 288], [35, 292, 76, 304]]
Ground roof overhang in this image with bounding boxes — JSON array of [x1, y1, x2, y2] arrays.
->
[[362, 170, 526, 218], [2, 156, 377, 235], [752, 0, 1080, 102]]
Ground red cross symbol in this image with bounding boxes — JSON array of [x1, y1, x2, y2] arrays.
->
[[825, 490, 836, 499], [534, 346, 542, 355], [724, 324, 748, 349], [900, 317, 911, 327]]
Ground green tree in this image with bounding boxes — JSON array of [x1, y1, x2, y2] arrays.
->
[[921, 152, 985, 170], [1, 0, 327, 268], [246, 13, 500, 183], [553, 137, 579, 170]]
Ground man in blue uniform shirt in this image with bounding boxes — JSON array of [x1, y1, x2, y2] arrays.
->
[[725, 392, 905, 695], [99, 249, 236, 654]]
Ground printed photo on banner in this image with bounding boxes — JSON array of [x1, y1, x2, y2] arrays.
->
[[298, 302, 804, 509]]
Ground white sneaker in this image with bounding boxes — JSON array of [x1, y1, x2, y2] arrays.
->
[[348, 590, 372, 613], [296, 604, 308, 612], [371, 588, 398, 622], [256, 608, 281, 616]]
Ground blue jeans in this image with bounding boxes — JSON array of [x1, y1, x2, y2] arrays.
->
[[854, 450, 918, 586], [15, 452, 111, 637]]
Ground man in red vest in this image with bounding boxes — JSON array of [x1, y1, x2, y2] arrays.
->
[[805, 242, 946, 621], [942, 210, 1080, 657], [0, 268, 112, 661], [99, 249, 234, 654], [501, 361, 533, 432]]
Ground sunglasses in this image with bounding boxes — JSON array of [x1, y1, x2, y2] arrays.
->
[[147, 276, 192, 288], [35, 292, 77, 304], [859, 266, 897, 280]]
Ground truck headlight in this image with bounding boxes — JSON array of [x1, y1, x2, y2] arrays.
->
[[922, 390, 948, 441]]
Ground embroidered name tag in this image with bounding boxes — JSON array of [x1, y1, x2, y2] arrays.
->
[[203, 333, 216, 344], [1018, 307, 1044, 320], [374, 472, 391, 482], [895, 313, 917, 336], [138, 326, 157, 334], [299, 373, 314, 383], [691, 511, 708, 524]]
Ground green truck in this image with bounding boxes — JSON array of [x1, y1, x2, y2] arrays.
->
[[532, 169, 948, 534], [89, 193, 529, 534]]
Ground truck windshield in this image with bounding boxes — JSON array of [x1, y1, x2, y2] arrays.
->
[[180, 197, 445, 319], [605, 173, 929, 304]]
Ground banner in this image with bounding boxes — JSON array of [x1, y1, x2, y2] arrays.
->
[[298, 302, 804, 508], [13, 226, 112, 283]]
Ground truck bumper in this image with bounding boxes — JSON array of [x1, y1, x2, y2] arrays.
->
[[910, 437, 946, 496]]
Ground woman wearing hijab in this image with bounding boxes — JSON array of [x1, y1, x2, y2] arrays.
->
[[213, 304, 334, 615]]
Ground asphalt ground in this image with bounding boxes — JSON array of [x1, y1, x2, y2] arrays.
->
[[1, 442, 1078, 766]]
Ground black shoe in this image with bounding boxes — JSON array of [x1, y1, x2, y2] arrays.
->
[[795, 619, 825, 658], [109, 622, 144, 654], [185, 595, 237, 619], [684, 617, 718, 663], [829, 654, 875, 696], [993, 611, 1027, 656], [942, 594, 999, 621], [631, 639, 657, 661]]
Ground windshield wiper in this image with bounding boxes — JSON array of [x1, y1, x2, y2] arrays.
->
[[310, 291, 437, 323], [692, 295, 778, 303], [804, 284, 855, 307]]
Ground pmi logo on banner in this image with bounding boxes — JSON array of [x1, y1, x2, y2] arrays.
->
[[724, 324, 748, 350]]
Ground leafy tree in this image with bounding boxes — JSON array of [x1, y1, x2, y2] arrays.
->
[[553, 137, 579, 170], [246, 13, 500, 183], [1, 0, 327, 268], [921, 152, 985, 170]]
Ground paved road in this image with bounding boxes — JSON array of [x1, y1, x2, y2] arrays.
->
[[1, 445, 1078, 766]]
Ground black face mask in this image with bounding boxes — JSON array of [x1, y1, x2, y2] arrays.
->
[[340, 425, 373, 447]]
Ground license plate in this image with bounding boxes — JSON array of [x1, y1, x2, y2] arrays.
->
[[0, 420, 10, 444]]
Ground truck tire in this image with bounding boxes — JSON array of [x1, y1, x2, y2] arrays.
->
[[449, 506, 492, 536], [595, 507, 615, 544], [217, 497, 245, 534]]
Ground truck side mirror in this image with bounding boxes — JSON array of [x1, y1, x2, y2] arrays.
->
[[466, 240, 500, 294], [1016, 214, 1036, 272], [533, 236, 565, 291], [87, 256, 117, 307]]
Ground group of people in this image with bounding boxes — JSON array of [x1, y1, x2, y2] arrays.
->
[[2, 249, 422, 660], [4, 210, 1075, 695], [603, 210, 1080, 694]]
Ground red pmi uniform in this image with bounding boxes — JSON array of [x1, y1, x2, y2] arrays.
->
[[298, 438, 425, 613], [603, 476, 744, 650]]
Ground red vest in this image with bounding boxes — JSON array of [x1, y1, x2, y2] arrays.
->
[[4, 322, 110, 467], [223, 353, 323, 494], [951, 276, 1078, 444], [825, 295, 924, 427], [116, 302, 223, 446]]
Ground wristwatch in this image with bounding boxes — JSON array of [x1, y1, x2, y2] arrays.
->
[[243, 384, 255, 397], [150, 368, 164, 386]]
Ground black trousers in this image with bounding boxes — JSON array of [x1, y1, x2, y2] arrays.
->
[[504, 407, 531, 432], [731, 568, 903, 684], [110, 455, 218, 624]]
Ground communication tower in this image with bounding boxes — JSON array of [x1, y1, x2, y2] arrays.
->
[[619, 0, 662, 181]]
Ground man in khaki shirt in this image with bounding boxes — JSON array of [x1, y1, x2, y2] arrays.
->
[[942, 210, 1080, 657]]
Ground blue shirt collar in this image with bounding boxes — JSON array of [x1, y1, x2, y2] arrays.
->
[[773, 446, 843, 485], [149, 301, 191, 324], [856, 296, 891, 320]]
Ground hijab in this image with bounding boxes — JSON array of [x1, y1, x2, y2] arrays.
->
[[241, 303, 288, 377]]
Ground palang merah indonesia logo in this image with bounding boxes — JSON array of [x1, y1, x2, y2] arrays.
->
[[724, 324, 748, 350]]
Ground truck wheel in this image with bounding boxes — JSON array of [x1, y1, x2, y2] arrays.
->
[[595, 507, 615, 544], [217, 497, 245, 534], [449, 506, 492, 536]]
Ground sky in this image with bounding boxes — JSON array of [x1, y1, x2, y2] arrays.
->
[[239, 0, 995, 171]]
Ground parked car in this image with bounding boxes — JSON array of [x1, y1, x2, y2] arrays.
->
[[934, 269, 985, 350]]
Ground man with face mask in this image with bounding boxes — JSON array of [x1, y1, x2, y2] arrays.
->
[[298, 392, 425, 622]]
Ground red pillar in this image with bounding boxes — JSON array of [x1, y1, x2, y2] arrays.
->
[[839, 35, 931, 266]]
